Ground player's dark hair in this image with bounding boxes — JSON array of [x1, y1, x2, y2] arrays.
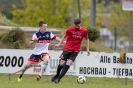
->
[[74, 18, 81, 25], [39, 21, 47, 27]]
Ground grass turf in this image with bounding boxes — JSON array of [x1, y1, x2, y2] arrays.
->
[[0, 74, 133, 88]]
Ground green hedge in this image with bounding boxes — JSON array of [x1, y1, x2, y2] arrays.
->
[[86, 26, 100, 42]]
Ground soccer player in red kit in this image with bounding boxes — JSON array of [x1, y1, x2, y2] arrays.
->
[[51, 18, 90, 83]]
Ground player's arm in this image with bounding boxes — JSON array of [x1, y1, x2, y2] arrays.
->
[[85, 38, 89, 51], [29, 34, 38, 45], [29, 41, 34, 45], [85, 38, 90, 56], [50, 32, 65, 44], [54, 28, 70, 48], [29, 38, 38, 45], [58, 35, 66, 45], [84, 30, 90, 56], [55, 36, 66, 44], [54, 35, 66, 48]]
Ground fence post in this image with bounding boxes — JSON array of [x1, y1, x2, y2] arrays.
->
[[8, 74, 11, 81], [46, 75, 49, 82]]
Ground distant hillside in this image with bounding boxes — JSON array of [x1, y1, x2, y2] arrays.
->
[[0, 0, 23, 19], [0, 14, 17, 26]]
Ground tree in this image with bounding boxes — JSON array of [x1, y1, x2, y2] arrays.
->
[[12, 0, 72, 28], [12, 0, 133, 35], [0, 0, 23, 19], [12, 0, 92, 28], [96, 1, 133, 36], [96, 0, 133, 51]]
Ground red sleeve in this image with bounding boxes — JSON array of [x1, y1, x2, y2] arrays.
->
[[84, 29, 88, 39], [65, 27, 71, 37]]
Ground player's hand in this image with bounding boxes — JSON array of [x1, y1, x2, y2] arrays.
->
[[29, 38, 39, 45], [54, 44, 60, 49], [87, 50, 90, 56], [34, 38, 39, 42]]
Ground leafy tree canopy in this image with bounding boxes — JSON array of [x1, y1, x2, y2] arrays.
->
[[12, 0, 91, 28]]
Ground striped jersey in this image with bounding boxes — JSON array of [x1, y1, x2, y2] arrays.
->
[[31, 30, 56, 55]]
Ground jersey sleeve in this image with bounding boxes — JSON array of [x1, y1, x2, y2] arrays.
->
[[50, 32, 56, 40], [65, 28, 71, 37], [31, 33, 37, 41]]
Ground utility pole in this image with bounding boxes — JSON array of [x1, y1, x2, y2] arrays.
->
[[71, 0, 74, 25], [90, 0, 96, 27], [128, 11, 132, 52], [114, 27, 117, 50], [78, 0, 81, 20]]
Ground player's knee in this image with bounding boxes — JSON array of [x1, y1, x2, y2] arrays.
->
[[66, 60, 73, 66], [59, 63, 64, 66], [43, 59, 49, 64], [59, 60, 66, 66]]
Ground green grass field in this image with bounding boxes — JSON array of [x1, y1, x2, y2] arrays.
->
[[0, 74, 133, 88]]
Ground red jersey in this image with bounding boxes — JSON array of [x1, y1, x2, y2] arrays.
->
[[64, 26, 88, 53]]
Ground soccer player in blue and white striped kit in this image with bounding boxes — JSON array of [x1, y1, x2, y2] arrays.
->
[[18, 21, 65, 82]]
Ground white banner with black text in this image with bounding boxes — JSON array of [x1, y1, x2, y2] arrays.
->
[[0, 49, 133, 78]]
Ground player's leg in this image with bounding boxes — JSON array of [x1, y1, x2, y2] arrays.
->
[[36, 54, 50, 81], [62, 60, 67, 69], [18, 54, 40, 82], [54, 52, 78, 83], [18, 61, 33, 82], [51, 59, 66, 82], [51, 51, 68, 82], [54, 59, 72, 83]]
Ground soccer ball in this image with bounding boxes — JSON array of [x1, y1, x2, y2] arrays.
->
[[77, 75, 86, 84]]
